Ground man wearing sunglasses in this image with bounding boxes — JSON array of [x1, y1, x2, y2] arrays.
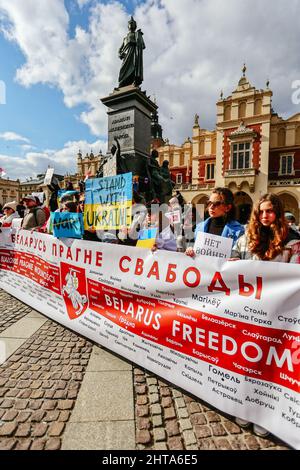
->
[[186, 187, 244, 257]]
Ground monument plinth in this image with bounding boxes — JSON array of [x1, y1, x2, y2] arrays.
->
[[101, 85, 157, 177]]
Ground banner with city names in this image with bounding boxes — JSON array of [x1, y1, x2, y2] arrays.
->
[[0, 229, 300, 449]]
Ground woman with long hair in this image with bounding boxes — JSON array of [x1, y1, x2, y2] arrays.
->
[[232, 193, 300, 437], [232, 193, 300, 262]]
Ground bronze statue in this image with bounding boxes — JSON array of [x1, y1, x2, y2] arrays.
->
[[118, 17, 145, 88]]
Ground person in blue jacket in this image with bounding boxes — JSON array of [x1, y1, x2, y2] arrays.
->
[[186, 187, 244, 257]]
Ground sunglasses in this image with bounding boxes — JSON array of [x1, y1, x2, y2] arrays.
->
[[207, 201, 224, 208]]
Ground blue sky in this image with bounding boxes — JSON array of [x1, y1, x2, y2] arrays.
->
[[0, 0, 300, 180]]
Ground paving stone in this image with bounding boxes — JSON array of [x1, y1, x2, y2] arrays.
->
[[168, 436, 184, 450], [211, 423, 228, 436], [0, 422, 18, 436], [179, 418, 193, 431], [48, 422, 65, 437], [154, 442, 168, 450], [153, 428, 167, 442], [136, 430, 151, 444], [152, 415, 163, 428], [58, 411, 71, 422], [146, 378, 158, 386], [0, 438, 16, 450], [15, 423, 31, 437], [160, 387, 171, 397], [188, 402, 201, 414], [224, 421, 242, 434], [15, 439, 32, 450], [149, 394, 159, 404], [174, 397, 186, 409], [172, 390, 182, 398], [150, 404, 162, 416], [190, 413, 207, 425], [215, 438, 232, 450], [194, 425, 212, 439], [183, 430, 197, 446], [30, 439, 46, 450], [137, 405, 149, 417], [161, 397, 172, 408], [45, 438, 61, 450], [164, 407, 176, 420], [136, 395, 148, 405], [2, 410, 18, 421], [32, 423, 48, 437], [137, 418, 151, 430], [178, 407, 189, 419], [198, 438, 217, 450], [31, 410, 46, 422], [16, 411, 31, 423], [166, 420, 180, 437], [206, 411, 221, 422], [245, 435, 261, 450], [136, 385, 147, 395]]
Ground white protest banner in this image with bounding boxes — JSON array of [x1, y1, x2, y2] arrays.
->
[[194, 232, 234, 259], [43, 168, 54, 186], [0, 230, 300, 449]]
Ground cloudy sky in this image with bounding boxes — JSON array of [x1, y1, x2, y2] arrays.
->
[[0, 0, 299, 180]]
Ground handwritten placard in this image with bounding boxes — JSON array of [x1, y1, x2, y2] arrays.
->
[[193, 232, 233, 259]]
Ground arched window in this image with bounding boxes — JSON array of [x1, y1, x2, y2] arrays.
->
[[278, 128, 286, 147], [238, 101, 246, 119], [224, 105, 231, 121], [254, 99, 262, 115]]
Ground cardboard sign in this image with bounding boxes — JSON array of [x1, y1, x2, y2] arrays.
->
[[44, 168, 54, 186], [194, 232, 233, 259]]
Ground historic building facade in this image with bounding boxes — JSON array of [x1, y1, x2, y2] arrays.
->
[[0, 177, 19, 206], [157, 66, 300, 223]]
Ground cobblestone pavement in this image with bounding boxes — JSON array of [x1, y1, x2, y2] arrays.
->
[[0, 290, 31, 334], [133, 367, 289, 450], [0, 315, 93, 450], [0, 289, 290, 450]]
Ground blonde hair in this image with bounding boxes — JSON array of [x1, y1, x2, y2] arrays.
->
[[247, 194, 288, 260]]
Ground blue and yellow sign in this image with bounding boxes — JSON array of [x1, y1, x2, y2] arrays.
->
[[84, 173, 132, 230]]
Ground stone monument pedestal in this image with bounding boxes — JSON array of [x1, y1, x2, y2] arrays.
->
[[101, 85, 157, 178]]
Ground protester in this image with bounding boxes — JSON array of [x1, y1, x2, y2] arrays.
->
[[61, 201, 78, 213], [185, 187, 244, 257], [284, 211, 300, 236], [118, 191, 147, 246], [16, 201, 26, 218], [0, 201, 19, 228], [21, 195, 47, 231], [231, 193, 300, 437], [231, 194, 300, 262]]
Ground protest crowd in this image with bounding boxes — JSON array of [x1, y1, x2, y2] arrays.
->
[[1, 171, 300, 443]]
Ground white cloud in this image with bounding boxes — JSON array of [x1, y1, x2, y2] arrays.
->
[[0, 131, 30, 143], [0, 138, 107, 181], [0, 0, 300, 147]]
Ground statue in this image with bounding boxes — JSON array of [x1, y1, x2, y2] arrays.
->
[[118, 17, 145, 88], [160, 160, 173, 203], [147, 150, 173, 203]]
